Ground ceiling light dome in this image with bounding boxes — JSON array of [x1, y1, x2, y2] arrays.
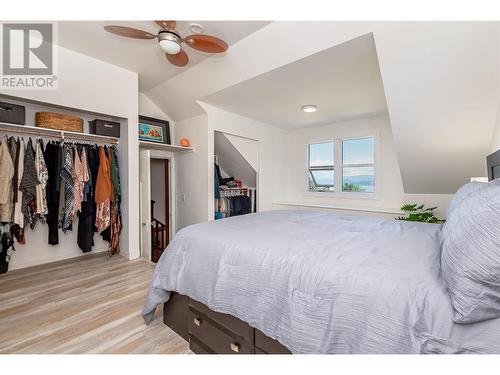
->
[[189, 23, 204, 34], [302, 105, 318, 113], [158, 31, 181, 55]]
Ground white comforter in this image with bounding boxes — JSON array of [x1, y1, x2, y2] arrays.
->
[[143, 210, 500, 353]]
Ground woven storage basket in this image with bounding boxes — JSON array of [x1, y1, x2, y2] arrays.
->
[[35, 112, 83, 132]]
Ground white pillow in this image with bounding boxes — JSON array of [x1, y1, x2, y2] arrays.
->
[[441, 182, 500, 323], [445, 181, 489, 218]]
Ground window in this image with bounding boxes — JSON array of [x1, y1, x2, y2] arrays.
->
[[306, 136, 376, 194], [342, 136, 375, 193], [308, 142, 334, 192]]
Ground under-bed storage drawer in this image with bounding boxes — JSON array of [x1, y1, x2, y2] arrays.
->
[[255, 329, 291, 354], [188, 310, 253, 354], [189, 300, 253, 343]]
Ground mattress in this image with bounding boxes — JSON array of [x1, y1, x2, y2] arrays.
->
[[143, 210, 500, 353]]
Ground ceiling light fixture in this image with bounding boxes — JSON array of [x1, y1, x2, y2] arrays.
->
[[158, 30, 181, 55], [189, 23, 204, 34], [301, 105, 318, 113]]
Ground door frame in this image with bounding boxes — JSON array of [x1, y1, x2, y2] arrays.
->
[[139, 149, 152, 261], [149, 149, 177, 244], [139, 148, 177, 261], [211, 130, 260, 221]]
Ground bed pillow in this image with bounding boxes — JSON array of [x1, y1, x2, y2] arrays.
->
[[441, 181, 500, 323], [445, 181, 489, 218]]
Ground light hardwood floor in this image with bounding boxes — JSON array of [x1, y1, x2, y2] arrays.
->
[[0, 253, 190, 354]]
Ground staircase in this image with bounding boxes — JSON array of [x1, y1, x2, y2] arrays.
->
[[151, 200, 168, 263]]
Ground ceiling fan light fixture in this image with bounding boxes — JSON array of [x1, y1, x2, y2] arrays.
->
[[158, 31, 181, 54], [302, 105, 318, 113]]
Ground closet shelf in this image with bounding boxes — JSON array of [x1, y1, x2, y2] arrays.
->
[[139, 140, 195, 153], [0, 122, 119, 144]]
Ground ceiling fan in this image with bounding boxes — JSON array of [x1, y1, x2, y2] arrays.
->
[[104, 21, 228, 67]]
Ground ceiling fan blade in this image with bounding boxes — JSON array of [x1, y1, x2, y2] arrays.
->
[[184, 34, 228, 53], [104, 25, 156, 39], [155, 20, 177, 30], [166, 49, 189, 67]]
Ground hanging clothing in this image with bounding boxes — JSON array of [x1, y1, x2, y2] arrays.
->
[[108, 146, 121, 255], [13, 138, 25, 229], [8, 137, 19, 204], [44, 141, 62, 245], [7, 137, 17, 165], [0, 225, 15, 274], [214, 163, 222, 199], [35, 140, 48, 221], [77, 145, 98, 252], [72, 145, 86, 217], [95, 147, 111, 234], [81, 147, 90, 202], [58, 145, 66, 230], [19, 139, 39, 229], [60, 144, 74, 232], [0, 137, 15, 223]]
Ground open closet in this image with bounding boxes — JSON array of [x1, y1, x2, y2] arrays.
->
[[214, 131, 258, 219], [0, 96, 125, 273]]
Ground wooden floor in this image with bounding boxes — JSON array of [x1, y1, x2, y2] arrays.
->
[[0, 253, 191, 354]]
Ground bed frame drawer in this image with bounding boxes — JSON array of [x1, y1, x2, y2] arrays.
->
[[188, 311, 253, 354], [255, 329, 291, 354], [189, 299, 253, 343], [163, 295, 292, 354]]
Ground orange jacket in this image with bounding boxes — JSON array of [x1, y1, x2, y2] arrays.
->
[[95, 147, 112, 205]]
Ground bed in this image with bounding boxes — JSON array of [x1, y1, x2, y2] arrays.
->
[[142, 151, 500, 354]]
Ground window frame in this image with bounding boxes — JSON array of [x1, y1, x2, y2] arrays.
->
[[304, 135, 379, 199], [307, 141, 335, 193], [341, 136, 376, 194]]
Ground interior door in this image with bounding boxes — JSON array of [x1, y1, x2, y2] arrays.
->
[[139, 149, 151, 261]]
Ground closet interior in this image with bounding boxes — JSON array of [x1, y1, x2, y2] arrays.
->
[[0, 95, 126, 273], [214, 131, 258, 220]]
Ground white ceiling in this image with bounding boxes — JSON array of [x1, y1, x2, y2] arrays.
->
[[202, 33, 388, 130], [58, 21, 271, 91]]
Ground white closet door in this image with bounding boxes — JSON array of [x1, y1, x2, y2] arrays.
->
[[139, 149, 151, 261]]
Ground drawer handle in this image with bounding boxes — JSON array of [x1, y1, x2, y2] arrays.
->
[[230, 343, 240, 353], [193, 317, 201, 327]]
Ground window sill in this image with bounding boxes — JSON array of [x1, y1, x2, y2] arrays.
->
[[273, 201, 402, 215], [302, 191, 380, 200]]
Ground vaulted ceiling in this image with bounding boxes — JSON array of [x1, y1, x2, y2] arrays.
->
[[57, 21, 270, 91], [145, 21, 499, 194], [58, 21, 500, 195], [202, 33, 387, 130]]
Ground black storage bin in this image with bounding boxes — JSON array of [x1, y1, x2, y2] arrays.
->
[[89, 119, 120, 138], [0, 102, 25, 125]]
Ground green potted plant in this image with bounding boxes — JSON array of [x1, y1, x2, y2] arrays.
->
[[396, 204, 445, 224]]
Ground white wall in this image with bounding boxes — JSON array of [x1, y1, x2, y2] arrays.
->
[[172, 104, 287, 230], [139, 93, 170, 121], [287, 115, 402, 208], [201, 104, 287, 221], [0, 44, 140, 269], [224, 133, 259, 172], [285, 115, 452, 218], [139, 93, 175, 142], [174, 114, 209, 230]]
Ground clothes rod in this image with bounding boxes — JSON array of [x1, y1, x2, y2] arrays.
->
[[0, 124, 119, 145]]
